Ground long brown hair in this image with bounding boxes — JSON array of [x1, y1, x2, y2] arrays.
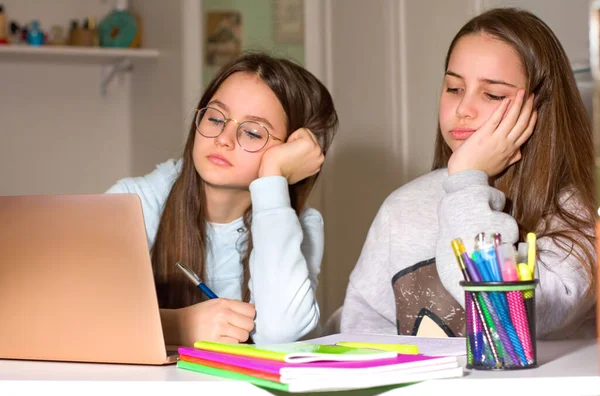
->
[[152, 53, 338, 308], [432, 8, 596, 289]]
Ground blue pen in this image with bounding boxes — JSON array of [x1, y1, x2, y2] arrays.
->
[[480, 243, 502, 282], [176, 261, 219, 299], [472, 251, 492, 281]]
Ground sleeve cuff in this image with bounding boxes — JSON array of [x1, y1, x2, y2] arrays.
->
[[442, 169, 490, 194], [250, 176, 291, 212]]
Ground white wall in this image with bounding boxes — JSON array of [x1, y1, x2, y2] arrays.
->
[[481, 0, 590, 63], [0, 0, 194, 195], [0, 0, 131, 195]]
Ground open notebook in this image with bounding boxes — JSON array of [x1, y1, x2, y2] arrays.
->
[[177, 341, 463, 392]]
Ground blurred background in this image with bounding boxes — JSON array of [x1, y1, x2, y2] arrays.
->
[[0, 0, 593, 328]]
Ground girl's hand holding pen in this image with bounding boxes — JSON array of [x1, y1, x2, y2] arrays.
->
[[174, 261, 255, 344], [448, 89, 537, 177], [178, 299, 256, 345]]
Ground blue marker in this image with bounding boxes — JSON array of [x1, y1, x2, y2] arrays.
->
[[176, 261, 219, 299]]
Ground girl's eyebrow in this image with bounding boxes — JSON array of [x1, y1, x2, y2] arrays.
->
[[207, 99, 229, 110], [207, 99, 275, 130], [243, 115, 274, 130], [445, 70, 517, 88]]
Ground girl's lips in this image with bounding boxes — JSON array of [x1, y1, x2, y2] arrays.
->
[[207, 154, 232, 166], [451, 128, 476, 140]]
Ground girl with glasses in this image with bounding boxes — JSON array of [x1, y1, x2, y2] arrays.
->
[[342, 8, 596, 340], [106, 53, 338, 346]]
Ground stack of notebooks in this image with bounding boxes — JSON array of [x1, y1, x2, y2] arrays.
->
[[177, 341, 464, 392]]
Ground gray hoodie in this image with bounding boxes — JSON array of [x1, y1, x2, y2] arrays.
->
[[341, 169, 597, 340]]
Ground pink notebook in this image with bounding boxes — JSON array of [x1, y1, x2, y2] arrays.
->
[[178, 347, 458, 376]]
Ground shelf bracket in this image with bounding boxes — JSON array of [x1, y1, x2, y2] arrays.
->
[[101, 58, 133, 96]]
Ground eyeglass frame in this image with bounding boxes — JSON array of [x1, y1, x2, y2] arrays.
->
[[195, 106, 285, 153]]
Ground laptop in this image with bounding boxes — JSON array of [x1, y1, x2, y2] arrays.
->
[[0, 193, 178, 365]]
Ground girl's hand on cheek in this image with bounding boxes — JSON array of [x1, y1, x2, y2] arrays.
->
[[258, 128, 324, 185], [448, 89, 537, 177]]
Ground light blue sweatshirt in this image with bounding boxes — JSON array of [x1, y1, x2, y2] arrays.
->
[[105, 159, 322, 344]]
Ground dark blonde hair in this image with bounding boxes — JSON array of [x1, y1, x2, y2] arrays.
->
[[432, 8, 596, 289], [152, 53, 339, 308]]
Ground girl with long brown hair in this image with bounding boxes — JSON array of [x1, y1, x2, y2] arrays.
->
[[342, 8, 596, 339], [107, 53, 338, 346]]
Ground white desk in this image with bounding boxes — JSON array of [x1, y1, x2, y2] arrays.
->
[[1, 334, 598, 396]]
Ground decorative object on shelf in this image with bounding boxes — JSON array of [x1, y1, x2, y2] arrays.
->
[[67, 20, 79, 46], [98, 0, 141, 48], [88, 17, 99, 47], [272, 0, 303, 44], [8, 21, 21, 44], [27, 20, 44, 46], [0, 4, 8, 45], [205, 10, 242, 67], [48, 25, 66, 46], [70, 17, 98, 47]]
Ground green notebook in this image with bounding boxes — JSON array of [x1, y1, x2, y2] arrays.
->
[[192, 341, 398, 363], [178, 360, 289, 392]]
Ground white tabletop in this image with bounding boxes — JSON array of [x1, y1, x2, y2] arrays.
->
[[1, 333, 598, 395]]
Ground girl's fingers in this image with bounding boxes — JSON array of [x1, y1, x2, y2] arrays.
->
[[222, 324, 250, 342], [228, 300, 256, 319], [306, 128, 319, 145], [227, 310, 256, 333], [508, 150, 523, 166], [218, 336, 240, 344], [286, 129, 302, 142], [507, 94, 535, 143], [478, 97, 511, 136], [514, 110, 537, 147], [494, 89, 525, 136]]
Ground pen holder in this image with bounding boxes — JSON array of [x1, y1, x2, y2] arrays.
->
[[460, 280, 538, 370]]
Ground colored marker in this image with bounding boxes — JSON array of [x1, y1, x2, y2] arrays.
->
[[517, 261, 536, 347], [501, 244, 519, 282], [527, 233, 537, 277], [456, 239, 481, 281], [451, 239, 470, 280], [517, 243, 529, 271], [493, 234, 505, 279]]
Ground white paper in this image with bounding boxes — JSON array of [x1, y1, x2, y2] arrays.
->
[[286, 366, 464, 392], [303, 333, 467, 357]]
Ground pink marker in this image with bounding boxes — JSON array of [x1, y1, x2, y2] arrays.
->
[[500, 244, 519, 281], [502, 258, 519, 281]]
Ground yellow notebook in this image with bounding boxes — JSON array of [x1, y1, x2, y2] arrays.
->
[[192, 341, 398, 363]]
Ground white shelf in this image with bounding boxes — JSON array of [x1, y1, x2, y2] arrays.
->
[[0, 45, 159, 64], [0, 45, 160, 95]]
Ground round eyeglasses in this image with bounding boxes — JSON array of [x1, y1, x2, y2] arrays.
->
[[195, 107, 284, 152]]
